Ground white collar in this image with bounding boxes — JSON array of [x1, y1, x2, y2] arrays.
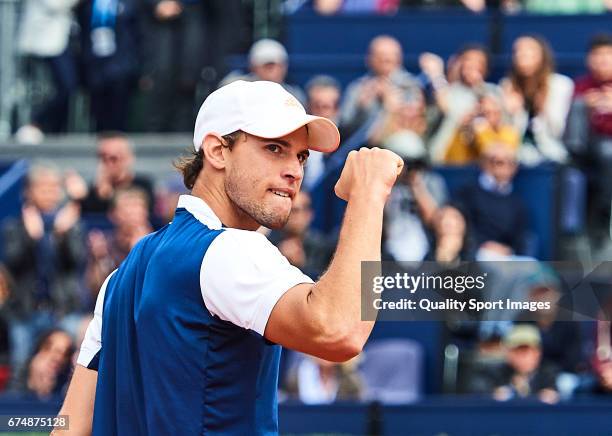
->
[[176, 195, 223, 230]]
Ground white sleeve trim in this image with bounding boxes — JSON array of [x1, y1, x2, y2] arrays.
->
[[76, 270, 116, 368], [200, 230, 313, 336]]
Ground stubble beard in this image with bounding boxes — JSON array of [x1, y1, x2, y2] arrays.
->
[[225, 174, 290, 230]]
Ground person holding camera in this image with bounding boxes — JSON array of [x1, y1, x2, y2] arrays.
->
[[378, 132, 448, 262], [443, 90, 520, 165]]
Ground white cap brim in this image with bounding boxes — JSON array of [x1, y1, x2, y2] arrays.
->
[[241, 114, 340, 153]]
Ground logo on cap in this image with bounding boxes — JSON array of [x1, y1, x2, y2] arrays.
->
[[284, 96, 301, 108]]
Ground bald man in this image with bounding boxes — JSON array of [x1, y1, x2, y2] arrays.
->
[[339, 35, 423, 136]]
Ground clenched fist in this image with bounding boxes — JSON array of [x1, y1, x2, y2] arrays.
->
[[334, 147, 403, 202]]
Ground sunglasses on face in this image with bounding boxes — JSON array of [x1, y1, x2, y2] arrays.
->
[[486, 157, 517, 167]]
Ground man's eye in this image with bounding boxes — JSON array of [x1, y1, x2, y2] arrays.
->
[[298, 154, 308, 165], [266, 144, 281, 153]]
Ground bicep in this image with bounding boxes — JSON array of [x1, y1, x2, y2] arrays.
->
[[264, 283, 317, 349], [264, 283, 344, 361]]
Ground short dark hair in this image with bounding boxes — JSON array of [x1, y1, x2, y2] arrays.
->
[[111, 187, 150, 211], [174, 131, 244, 190], [457, 43, 490, 73], [589, 33, 612, 52], [305, 75, 341, 95]]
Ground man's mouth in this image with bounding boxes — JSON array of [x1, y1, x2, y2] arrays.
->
[[269, 189, 294, 199]]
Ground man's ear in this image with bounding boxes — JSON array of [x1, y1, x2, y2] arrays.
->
[[201, 134, 227, 170]]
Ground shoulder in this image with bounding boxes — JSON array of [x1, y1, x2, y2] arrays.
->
[[549, 73, 574, 90], [574, 74, 595, 94], [346, 74, 371, 90], [483, 82, 500, 93], [207, 228, 284, 260], [132, 174, 154, 189], [1, 217, 22, 231]]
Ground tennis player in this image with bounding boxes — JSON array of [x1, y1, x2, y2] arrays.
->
[[53, 80, 402, 435]]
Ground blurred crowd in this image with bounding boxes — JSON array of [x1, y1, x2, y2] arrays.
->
[[3, 0, 612, 407], [297, 0, 612, 15]]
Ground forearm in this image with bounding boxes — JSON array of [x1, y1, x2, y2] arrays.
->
[[413, 185, 439, 226], [52, 365, 97, 436], [432, 86, 450, 114], [308, 194, 385, 347]]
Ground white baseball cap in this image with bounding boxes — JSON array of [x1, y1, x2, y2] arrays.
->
[[193, 80, 340, 153], [249, 39, 288, 66]]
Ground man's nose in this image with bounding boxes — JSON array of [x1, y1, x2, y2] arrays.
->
[[282, 157, 304, 182]]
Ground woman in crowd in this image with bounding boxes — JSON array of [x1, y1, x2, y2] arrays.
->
[[501, 35, 574, 165], [17, 329, 74, 400]]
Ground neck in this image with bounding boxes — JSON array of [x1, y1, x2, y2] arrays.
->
[[115, 170, 133, 184], [191, 175, 258, 230]]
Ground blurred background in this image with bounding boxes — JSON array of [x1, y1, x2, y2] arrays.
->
[[2, 0, 612, 434]]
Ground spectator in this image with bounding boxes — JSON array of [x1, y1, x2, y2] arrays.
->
[[429, 44, 499, 163], [268, 192, 334, 279], [592, 359, 612, 394], [492, 324, 560, 404], [429, 206, 473, 264], [454, 143, 530, 258], [519, 273, 585, 376], [0, 265, 11, 311], [368, 87, 428, 148], [85, 187, 153, 301], [284, 354, 362, 404], [76, 0, 141, 131], [565, 34, 612, 234], [500, 35, 573, 165], [381, 132, 448, 261], [139, 0, 208, 132], [14, 0, 79, 144], [302, 75, 343, 190], [2, 163, 84, 379], [590, 290, 612, 394], [0, 265, 12, 391], [17, 329, 74, 400], [313, 0, 399, 14], [221, 39, 306, 104], [443, 90, 520, 164], [76, 132, 154, 215], [340, 35, 423, 137], [155, 174, 187, 224], [522, 0, 612, 14], [306, 75, 341, 123]]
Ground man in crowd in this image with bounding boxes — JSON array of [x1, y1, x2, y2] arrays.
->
[[493, 324, 559, 404], [302, 75, 343, 190], [221, 39, 306, 103], [454, 143, 530, 259], [76, 132, 154, 215], [2, 163, 84, 381], [380, 132, 448, 262], [565, 34, 612, 236], [85, 188, 153, 306], [340, 35, 423, 137]]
